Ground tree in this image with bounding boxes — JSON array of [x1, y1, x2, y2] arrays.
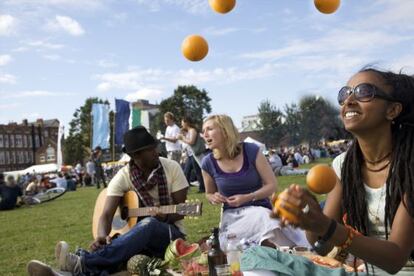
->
[[157, 85, 212, 130], [283, 103, 302, 146], [298, 96, 342, 146], [63, 97, 109, 164], [258, 99, 285, 147]]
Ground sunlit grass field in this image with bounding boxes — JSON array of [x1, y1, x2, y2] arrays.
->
[[0, 158, 332, 275]]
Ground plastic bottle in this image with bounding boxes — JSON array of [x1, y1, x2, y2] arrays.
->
[[208, 227, 227, 276], [226, 234, 242, 274]]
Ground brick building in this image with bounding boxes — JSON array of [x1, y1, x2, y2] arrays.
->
[[0, 119, 60, 173]]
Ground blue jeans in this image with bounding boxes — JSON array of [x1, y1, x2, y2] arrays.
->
[[81, 217, 185, 275]]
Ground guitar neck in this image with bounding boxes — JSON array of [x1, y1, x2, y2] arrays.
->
[[128, 205, 177, 217]]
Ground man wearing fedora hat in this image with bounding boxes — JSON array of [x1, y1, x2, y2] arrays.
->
[[27, 126, 189, 276]]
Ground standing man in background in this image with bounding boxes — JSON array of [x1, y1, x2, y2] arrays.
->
[[93, 146, 107, 189], [161, 112, 182, 163]]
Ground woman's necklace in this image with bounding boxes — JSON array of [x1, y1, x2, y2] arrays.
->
[[365, 160, 391, 172], [368, 185, 386, 224], [363, 151, 391, 165]]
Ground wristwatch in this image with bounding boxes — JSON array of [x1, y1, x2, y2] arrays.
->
[[313, 219, 337, 254]]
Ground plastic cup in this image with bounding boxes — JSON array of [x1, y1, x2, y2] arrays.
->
[[215, 264, 231, 276], [293, 246, 311, 257]]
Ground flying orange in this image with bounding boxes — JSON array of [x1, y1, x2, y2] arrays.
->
[[181, 35, 209, 62], [314, 0, 340, 14], [209, 0, 236, 14], [306, 164, 337, 194]]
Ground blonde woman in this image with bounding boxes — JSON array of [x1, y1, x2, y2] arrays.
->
[[201, 114, 308, 249]]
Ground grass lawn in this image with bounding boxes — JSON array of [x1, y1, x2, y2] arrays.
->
[[0, 158, 332, 275]]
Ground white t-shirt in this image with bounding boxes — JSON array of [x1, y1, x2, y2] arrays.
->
[[165, 124, 181, 152], [332, 152, 414, 275], [107, 157, 189, 233]]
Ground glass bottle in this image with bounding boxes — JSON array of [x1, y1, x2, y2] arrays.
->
[[208, 227, 227, 276]]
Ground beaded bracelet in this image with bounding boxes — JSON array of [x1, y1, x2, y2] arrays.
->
[[338, 216, 362, 251]]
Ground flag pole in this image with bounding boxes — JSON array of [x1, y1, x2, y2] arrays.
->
[[112, 102, 116, 162]]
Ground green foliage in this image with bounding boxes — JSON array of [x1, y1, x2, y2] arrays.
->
[[157, 85, 212, 131], [259, 95, 345, 147], [258, 99, 285, 147], [283, 103, 302, 146], [64, 98, 110, 164], [299, 96, 341, 146]]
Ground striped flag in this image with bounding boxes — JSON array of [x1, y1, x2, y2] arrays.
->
[[91, 103, 110, 149]]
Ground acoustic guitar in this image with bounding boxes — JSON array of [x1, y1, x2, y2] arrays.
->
[[92, 188, 202, 239]]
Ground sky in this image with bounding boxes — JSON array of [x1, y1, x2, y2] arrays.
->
[[1, 0, 414, 133]]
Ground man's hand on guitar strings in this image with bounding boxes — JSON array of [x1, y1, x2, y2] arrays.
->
[[148, 207, 168, 222]]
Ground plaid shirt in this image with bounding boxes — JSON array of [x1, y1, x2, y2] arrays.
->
[[129, 160, 170, 207]]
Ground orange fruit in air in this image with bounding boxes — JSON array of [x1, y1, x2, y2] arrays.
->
[[273, 191, 300, 224], [306, 164, 337, 194], [209, 0, 236, 14], [314, 0, 340, 14], [181, 35, 209, 62]]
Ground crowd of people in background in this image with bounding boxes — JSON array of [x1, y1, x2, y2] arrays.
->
[[0, 110, 349, 213]]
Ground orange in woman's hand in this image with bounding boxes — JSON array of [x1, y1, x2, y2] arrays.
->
[[273, 191, 300, 224], [306, 164, 336, 194]]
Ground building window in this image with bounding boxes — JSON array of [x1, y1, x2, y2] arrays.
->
[[16, 135, 23, 148], [39, 154, 46, 163], [10, 135, 15, 148], [46, 146, 56, 162], [17, 152, 23, 164], [10, 151, 16, 164], [0, 134, 3, 147], [5, 151, 9, 163], [44, 130, 49, 138], [23, 135, 27, 148], [28, 135, 32, 147], [35, 136, 39, 147], [4, 135, 9, 147], [0, 152, 4, 165]]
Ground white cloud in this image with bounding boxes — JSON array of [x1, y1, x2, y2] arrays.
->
[[0, 90, 75, 99], [204, 27, 239, 36], [125, 88, 164, 102], [0, 73, 16, 84], [43, 54, 61, 61], [241, 29, 410, 61], [0, 14, 17, 36], [26, 40, 64, 49], [0, 55, 12, 66], [3, 0, 103, 10], [47, 15, 85, 36], [98, 59, 118, 68], [134, 0, 207, 14]]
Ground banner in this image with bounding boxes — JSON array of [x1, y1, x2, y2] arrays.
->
[[57, 124, 64, 167], [131, 107, 141, 128], [115, 99, 130, 145], [92, 103, 110, 149]]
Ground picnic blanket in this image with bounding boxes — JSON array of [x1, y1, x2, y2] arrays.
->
[[240, 246, 363, 276]]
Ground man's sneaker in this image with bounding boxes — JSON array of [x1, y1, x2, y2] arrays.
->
[[27, 260, 65, 276], [55, 241, 82, 274]]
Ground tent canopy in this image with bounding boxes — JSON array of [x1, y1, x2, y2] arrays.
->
[[244, 137, 266, 152], [5, 163, 59, 177]]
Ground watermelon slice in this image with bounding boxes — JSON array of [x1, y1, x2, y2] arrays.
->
[[164, 238, 200, 269]]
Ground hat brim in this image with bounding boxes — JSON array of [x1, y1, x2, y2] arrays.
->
[[122, 141, 159, 155]]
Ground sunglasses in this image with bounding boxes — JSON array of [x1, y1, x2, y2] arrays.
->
[[338, 83, 398, 106]]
